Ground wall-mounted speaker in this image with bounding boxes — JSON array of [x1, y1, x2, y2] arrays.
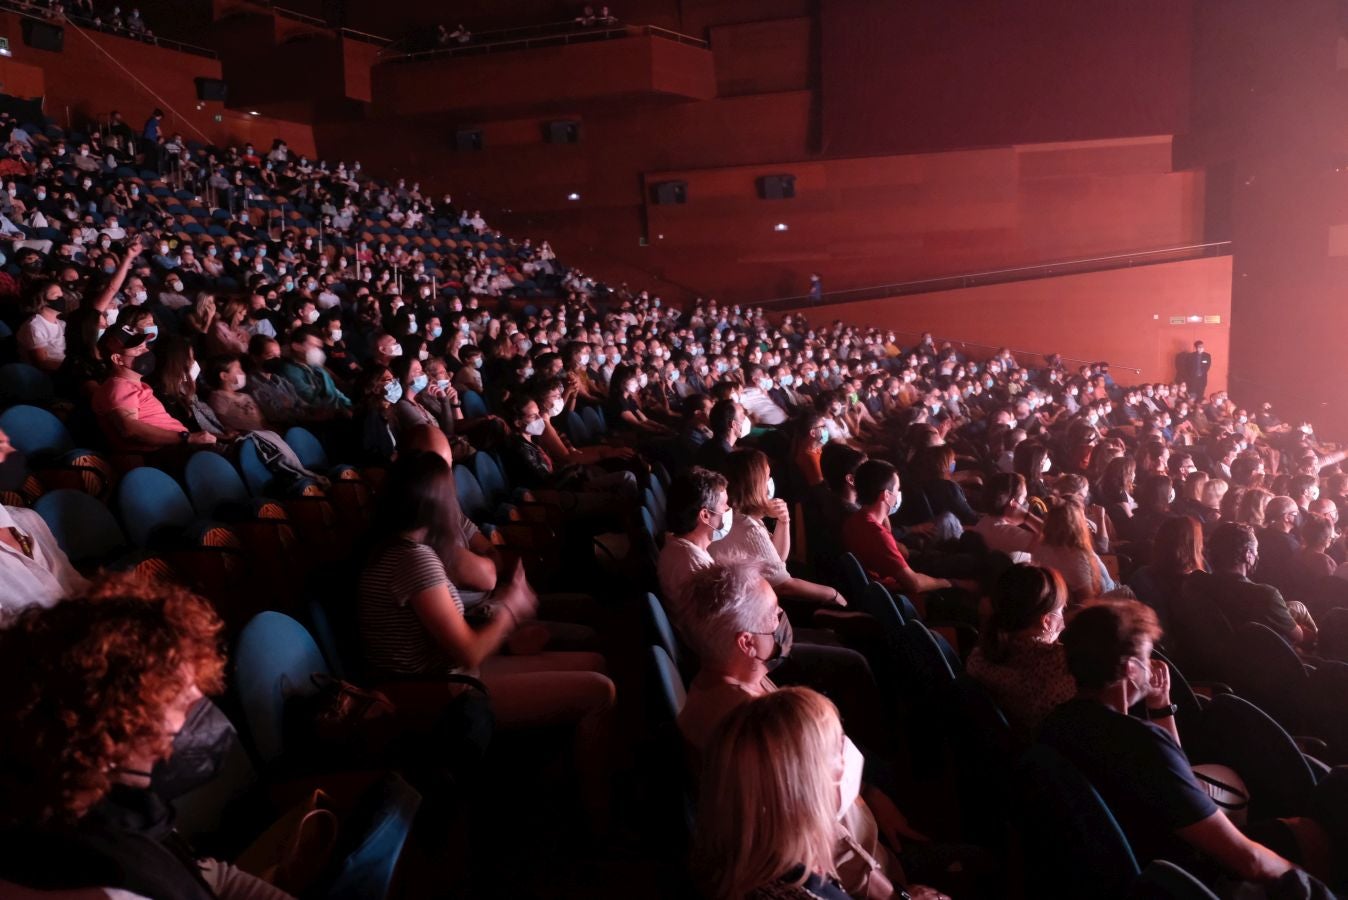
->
[[22, 20, 64, 52], [455, 128, 483, 152], [757, 174, 796, 200], [545, 120, 581, 143], [194, 78, 228, 102], [650, 181, 687, 205]]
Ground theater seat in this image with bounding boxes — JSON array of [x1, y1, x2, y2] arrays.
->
[[234, 611, 331, 766], [33, 489, 128, 569]]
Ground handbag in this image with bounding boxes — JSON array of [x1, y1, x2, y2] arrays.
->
[[283, 673, 398, 765]]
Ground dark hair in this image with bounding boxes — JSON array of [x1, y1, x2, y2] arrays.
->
[[1289, 474, 1319, 501], [1152, 515, 1204, 579], [820, 443, 867, 496], [1059, 600, 1161, 691], [1230, 453, 1264, 489], [984, 472, 1026, 514], [1208, 522, 1257, 571], [202, 353, 241, 390], [979, 565, 1067, 663], [668, 467, 728, 535], [1304, 513, 1335, 552], [1135, 474, 1175, 513], [372, 451, 459, 550], [854, 459, 898, 506], [709, 399, 738, 439], [912, 444, 956, 483], [148, 334, 196, 406]]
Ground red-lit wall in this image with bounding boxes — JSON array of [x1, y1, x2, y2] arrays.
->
[[820, 0, 1194, 157], [639, 136, 1204, 300], [0, 12, 316, 154], [800, 256, 1232, 392]]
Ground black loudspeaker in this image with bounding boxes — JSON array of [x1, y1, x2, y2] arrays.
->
[[545, 120, 581, 143], [650, 181, 687, 205], [757, 174, 796, 200], [455, 128, 483, 152], [22, 20, 64, 52], [194, 78, 228, 102]]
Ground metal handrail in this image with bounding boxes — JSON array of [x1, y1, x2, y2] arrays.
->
[[759, 241, 1234, 311], [389, 22, 706, 62], [271, 4, 391, 44], [0, 1, 218, 57]]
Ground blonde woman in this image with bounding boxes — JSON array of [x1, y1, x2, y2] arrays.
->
[[1237, 487, 1274, 530], [694, 688, 949, 900], [1031, 499, 1117, 603], [710, 448, 844, 607]]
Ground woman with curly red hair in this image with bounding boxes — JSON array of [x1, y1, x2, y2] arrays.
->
[[0, 574, 290, 900]]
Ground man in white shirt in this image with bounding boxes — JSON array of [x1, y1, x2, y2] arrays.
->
[[0, 428, 88, 615], [738, 365, 787, 427], [656, 467, 728, 632]]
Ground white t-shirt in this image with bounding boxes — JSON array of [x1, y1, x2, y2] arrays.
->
[[17, 312, 65, 366], [656, 536, 713, 631], [0, 505, 89, 615], [709, 512, 789, 586], [739, 387, 787, 426]]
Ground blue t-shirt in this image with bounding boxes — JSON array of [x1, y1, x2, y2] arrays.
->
[[1039, 698, 1217, 866]]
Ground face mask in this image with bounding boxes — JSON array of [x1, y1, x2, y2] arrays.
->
[[472, 357, 483, 369], [739, 416, 752, 438], [104, 306, 119, 326], [130, 352, 155, 376], [522, 366, 534, 379], [758, 377, 773, 391], [304, 346, 326, 367], [888, 488, 902, 517], [102, 264, 116, 275], [712, 506, 734, 540], [524, 417, 547, 437], [142, 324, 158, 340], [766, 477, 776, 500], [405, 373, 427, 394], [638, 373, 649, 388], [780, 374, 794, 387], [188, 360, 201, 382], [610, 353, 622, 365], [754, 611, 793, 672], [837, 737, 864, 820], [383, 380, 403, 404], [1128, 657, 1153, 706], [818, 427, 830, 444], [303, 309, 319, 324], [1041, 456, 1052, 474], [431, 326, 443, 339], [548, 398, 565, 418], [230, 373, 247, 391]]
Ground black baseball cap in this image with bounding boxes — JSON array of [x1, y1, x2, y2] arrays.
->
[[98, 322, 149, 355]]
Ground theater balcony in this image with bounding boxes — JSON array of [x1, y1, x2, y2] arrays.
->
[[370, 25, 716, 120]]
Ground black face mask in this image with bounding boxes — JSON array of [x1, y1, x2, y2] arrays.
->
[[130, 351, 156, 377], [757, 614, 794, 672]]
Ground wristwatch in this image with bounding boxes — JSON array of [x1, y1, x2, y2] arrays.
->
[[1145, 703, 1179, 720]]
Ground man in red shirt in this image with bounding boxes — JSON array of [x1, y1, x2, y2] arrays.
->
[[843, 459, 969, 599], [92, 324, 216, 454]]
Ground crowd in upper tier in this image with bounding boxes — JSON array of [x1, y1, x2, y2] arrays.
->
[[2, 98, 1348, 900]]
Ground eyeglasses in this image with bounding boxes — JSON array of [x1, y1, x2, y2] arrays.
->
[[748, 607, 785, 636]]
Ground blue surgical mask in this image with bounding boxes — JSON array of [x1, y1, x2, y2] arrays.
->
[[142, 325, 159, 340], [411, 374, 428, 394], [431, 326, 443, 339], [383, 380, 403, 403]]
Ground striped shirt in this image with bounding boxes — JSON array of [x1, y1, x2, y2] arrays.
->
[[358, 538, 466, 677]]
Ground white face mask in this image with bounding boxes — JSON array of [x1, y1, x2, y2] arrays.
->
[[188, 360, 201, 381], [548, 398, 565, 418], [230, 373, 247, 391], [766, 477, 776, 500], [837, 736, 864, 820], [388, 344, 404, 358], [304, 346, 326, 367], [1041, 455, 1052, 474], [888, 487, 902, 517], [711, 506, 733, 540], [739, 416, 752, 438], [304, 309, 319, 324], [330, 329, 343, 342], [524, 417, 546, 436]]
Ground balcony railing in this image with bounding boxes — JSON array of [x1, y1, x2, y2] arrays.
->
[[384, 21, 706, 62], [759, 241, 1234, 311]]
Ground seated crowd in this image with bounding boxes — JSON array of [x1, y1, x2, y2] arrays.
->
[[3, 102, 1348, 900]]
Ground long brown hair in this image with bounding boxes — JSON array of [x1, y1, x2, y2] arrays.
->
[[724, 448, 774, 519], [1152, 515, 1204, 580]]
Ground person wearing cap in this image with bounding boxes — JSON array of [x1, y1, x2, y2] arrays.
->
[[90, 324, 216, 454]]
